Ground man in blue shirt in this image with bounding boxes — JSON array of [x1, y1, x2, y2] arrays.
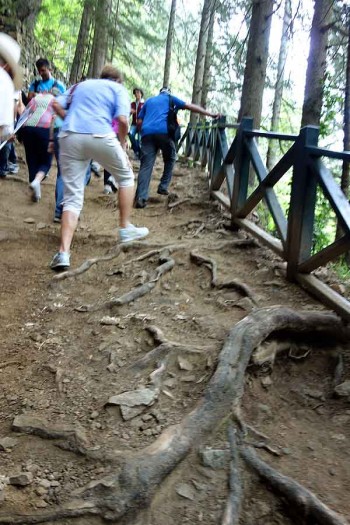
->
[[49, 64, 149, 271], [28, 58, 65, 101], [134, 87, 219, 208]]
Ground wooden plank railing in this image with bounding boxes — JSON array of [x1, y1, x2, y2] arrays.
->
[[177, 116, 350, 321]]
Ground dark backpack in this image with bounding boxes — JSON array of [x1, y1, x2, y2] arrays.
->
[[167, 95, 179, 141], [33, 78, 58, 93]]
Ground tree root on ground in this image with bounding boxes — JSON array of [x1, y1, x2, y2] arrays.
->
[[190, 250, 258, 304], [75, 254, 175, 312], [1, 307, 349, 524], [240, 445, 348, 525], [129, 325, 214, 371], [221, 425, 242, 525]]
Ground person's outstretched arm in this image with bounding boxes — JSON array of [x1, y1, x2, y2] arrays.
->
[[183, 102, 220, 119]]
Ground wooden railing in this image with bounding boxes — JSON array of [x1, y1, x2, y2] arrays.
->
[[177, 116, 350, 321]]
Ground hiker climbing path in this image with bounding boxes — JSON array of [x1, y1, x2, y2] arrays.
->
[[0, 150, 349, 525]]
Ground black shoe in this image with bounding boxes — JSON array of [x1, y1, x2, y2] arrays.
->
[[157, 188, 169, 196], [134, 198, 147, 209]]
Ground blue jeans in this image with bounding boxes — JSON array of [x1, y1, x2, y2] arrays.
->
[[135, 134, 176, 201], [54, 131, 91, 218], [0, 142, 10, 176], [129, 125, 141, 156]]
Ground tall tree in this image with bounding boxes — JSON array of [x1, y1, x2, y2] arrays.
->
[[163, 0, 177, 87], [88, 0, 111, 78], [69, 0, 93, 84], [301, 0, 333, 126], [237, 0, 275, 128], [200, 0, 216, 109], [190, 0, 215, 124], [266, 0, 292, 170]]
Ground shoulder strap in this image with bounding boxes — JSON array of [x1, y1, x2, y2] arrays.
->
[[34, 79, 40, 92]]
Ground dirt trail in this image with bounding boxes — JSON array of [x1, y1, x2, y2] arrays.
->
[[0, 149, 349, 524]]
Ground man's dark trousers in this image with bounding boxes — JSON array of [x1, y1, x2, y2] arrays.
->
[[135, 133, 176, 201]]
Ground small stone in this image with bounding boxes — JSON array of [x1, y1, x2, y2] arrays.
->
[[38, 479, 51, 489], [334, 380, 350, 398], [36, 500, 48, 508], [36, 222, 46, 230], [281, 447, 292, 455], [24, 217, 35, 224], [35, 487, 48, 496], [260, 376, 273, 388], [100, 316, 121, 326], [90, 411, 99, 419], [178, 356, 193, 371], [9, 472, 33, 486], [50, 481, 60, 487], [200, 447, 230, 469], [176, 482, 196, 500], [329, 468, 336, 476], [0, 437, 18, 451]]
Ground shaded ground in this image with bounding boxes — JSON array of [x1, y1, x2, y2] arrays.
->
[[0, 148, 349, 524]]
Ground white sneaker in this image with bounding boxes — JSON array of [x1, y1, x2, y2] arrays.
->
[[107, 175, 118, 193], [50, 251, 70, 271], [119, 223, 149, 243], [103, 184, 113, 194], [29, 180, 41, 202]]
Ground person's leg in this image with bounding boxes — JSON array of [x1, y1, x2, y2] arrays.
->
[[86, 134, 148, 241], [134, 135, 157, 204], [54, 130, 63, 220], [29, 127, 53, 201], [128, 125, 138, 154], [50, 133, 90, 270], [0, 142, 10, 177], [21, 127, 38, 183], [8, 142, 18, 172], [158, 135, 176, 194]]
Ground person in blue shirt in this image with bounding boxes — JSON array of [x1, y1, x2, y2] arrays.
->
[[28, 58, 65, 101], [134, 87, 219, 208], [49, 64, 149, 271]]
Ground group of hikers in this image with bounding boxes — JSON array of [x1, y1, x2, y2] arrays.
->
[[0, 32, 219, 272]]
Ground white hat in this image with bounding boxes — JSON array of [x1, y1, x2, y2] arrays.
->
[[0, 33, 22, 90]]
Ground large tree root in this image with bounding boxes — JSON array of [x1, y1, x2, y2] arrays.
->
[[240, 445, 348, 525], [76, 254, 175, 312], [222, 425, 242, 525], [0, 307, 349, 524]]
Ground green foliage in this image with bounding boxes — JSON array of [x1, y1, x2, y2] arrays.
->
[[35, 0, 83, 76]]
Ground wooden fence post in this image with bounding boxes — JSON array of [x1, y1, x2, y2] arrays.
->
[[286, 125, 319, 280], [231, 117, 253, 218]]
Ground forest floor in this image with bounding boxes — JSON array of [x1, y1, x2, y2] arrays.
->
[[0, 147, 349, 525]]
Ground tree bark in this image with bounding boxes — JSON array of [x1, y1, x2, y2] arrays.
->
[[301, 0, 333, 127], [237, 0, 275, 129], [69, 0, 93, 84], [266, 0, 292, 170], [87, 0, 111, 79], [163, 0, 177, 87], [200, 1, 216, 110], [190, 0, 215, 125]]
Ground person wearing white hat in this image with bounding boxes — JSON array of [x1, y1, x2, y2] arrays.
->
[[0, 33, 22, 144]]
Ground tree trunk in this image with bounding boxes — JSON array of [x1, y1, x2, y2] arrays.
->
[[266, 0, 292, 170], [69, 0, 93, 84], [336, 8, 350, 251], [190, 0, 215, 125], [109, 0, 120, 62], [301, 0, 333, 127], [163, 0, 177, 87], [237, 0, 275, 129], [87, 0, 111, 79], [200, 1, 216, 110]]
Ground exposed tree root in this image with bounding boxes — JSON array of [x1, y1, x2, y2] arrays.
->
[[130, 325, 213, 371], [76, 255, 175, 312], [240, 445, 348, 525], [168, 197, 190, 210], [53, 242, 187, 282], [190, 250, 258, 304], [221, 425, 242, 525], [1, 307, 349, 524]]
